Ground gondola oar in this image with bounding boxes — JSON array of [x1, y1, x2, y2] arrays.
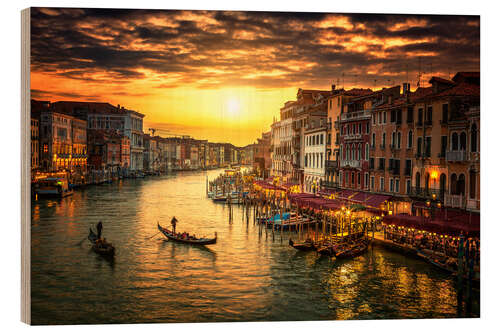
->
[[76, 223, 94, 245], [146, 231, 161, 240]]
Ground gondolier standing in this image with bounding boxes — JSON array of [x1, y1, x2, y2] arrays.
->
[[171, 216, 178, 234], [96, 221, 103, 239]]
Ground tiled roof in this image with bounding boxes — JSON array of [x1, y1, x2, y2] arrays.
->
[[51, 101, 126, 115], [429, 76, 455, 86], [432, 82, 480, 98]]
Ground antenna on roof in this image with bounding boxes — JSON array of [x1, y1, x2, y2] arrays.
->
[[406, 63, 409, 83], [417, 57, 421, 88], [342, 73, 345, 89]]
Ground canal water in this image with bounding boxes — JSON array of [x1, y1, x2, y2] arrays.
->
[[31, 169, 479, 324]]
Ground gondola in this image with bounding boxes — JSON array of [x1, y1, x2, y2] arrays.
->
[[289, 238, 316, 251], [88, 228, 115, 256], [335, 239, 368, 259], [157, 223, 217, 245]]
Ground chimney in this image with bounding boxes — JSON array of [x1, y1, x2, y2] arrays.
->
[[331, 84, 336, 92], [117, 104, 120, 109], [403, 83, 410, 95]]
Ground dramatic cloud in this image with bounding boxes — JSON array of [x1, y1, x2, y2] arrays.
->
[[29, 8, 479, 145], [31, 8, 479, 90]]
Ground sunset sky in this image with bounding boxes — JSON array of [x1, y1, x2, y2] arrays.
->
[[30, 8, 479, 146]]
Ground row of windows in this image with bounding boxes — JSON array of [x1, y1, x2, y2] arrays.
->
[[340, 143, 370, 161], [372, 103, 451, 126], [304, 152, 324, 169], [341, 122, 370, 136], [306, 134, 324, 146]]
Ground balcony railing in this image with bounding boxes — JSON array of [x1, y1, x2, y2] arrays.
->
[[320, 180, 339, 189], [446, 150, 467, 162], [390, 144, 401, 152], [325, 160, 338, 169], [344, 133, 362, 140], [444, 194, 464, 209], [411, 187, 443, 200], [390, 168, 400, 176], [340, 160, 361, 168], [466, 198, 480, 211]]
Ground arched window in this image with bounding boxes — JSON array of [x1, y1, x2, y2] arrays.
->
[[450, 173, 458, 195], [452, 132, 459, 151], [425, 172, 430, 193], [365, 143, 369, 161], [458, 174, 466, 195], [397, 132, 402, 148], [408, 130, 413, 148], [459, 132, 467, 151], [439, 174, 446, 200], [358, 145, 362, 160], [471, 124, 478, 153], [469, 170, 476, 199], [415, 172, 421, 191]]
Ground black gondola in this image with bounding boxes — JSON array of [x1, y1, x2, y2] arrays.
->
[[157, 223, 217, 245], [289, 238, 316, 251], [88, 228, 115, 256]]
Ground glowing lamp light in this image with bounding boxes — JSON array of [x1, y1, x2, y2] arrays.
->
[[426, 201, 431, 206], [431, 170, 438, 180], [388, 210, 393, 215]]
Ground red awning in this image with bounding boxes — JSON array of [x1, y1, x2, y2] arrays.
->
[[383, 212, 480, 237], [364, 194, 391, 209]]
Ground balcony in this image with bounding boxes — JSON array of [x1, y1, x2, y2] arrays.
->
[[380, 144, 386, 150], [411, 187, 443, 200], [320, 180, 339, 189], [390, 144, 401, 152], [340, 160, 361, 168], [390, 168, 400, 176], [444, 194, 464, 209], [344, 133, 362, 140], [446, 150, 467, 162], [325, 160, 338, 169], [416, 121, 423, 127], [466, 198, 480, 211]]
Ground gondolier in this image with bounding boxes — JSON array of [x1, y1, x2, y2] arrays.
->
[[171, 216, 178, 234], [96, 221, 103, 239]]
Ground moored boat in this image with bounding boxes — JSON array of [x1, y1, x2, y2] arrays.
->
[[289, 238, 316, 251], [33, 175, 73, 198], [157, 223, 217, 245], [335, 239, 369, 259]]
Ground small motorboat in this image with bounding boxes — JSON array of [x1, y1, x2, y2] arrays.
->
[[88, 228, 115, 257], [157, 223, 217, 245], [289, 238, 316, 251]]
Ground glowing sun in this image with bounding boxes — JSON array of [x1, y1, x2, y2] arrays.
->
[[226, 97, 241, 115]]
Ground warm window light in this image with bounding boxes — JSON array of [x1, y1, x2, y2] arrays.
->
[[431, 170, 438, 180]]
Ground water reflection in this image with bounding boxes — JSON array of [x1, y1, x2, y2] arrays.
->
[[31, 169, 479, 325]]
